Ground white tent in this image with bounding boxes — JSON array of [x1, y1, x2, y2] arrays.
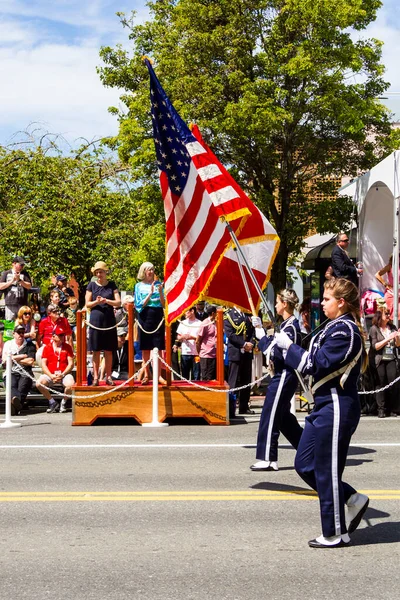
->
[[338, 150, 400, 324]]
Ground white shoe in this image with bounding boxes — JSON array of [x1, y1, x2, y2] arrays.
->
[[250, 460, 278, 471], [59, 400, 67, 413], [346, 493, 369, 533], [308, 533, 350, 548]]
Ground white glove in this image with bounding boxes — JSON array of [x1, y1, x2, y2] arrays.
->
[[255, 327, 265, 341], [251, 316, 262, 328], [275, 331, 293, 350]]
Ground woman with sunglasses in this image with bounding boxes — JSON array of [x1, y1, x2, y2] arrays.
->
[[369, 309, 400, 418], [15, 305, 36, 343]]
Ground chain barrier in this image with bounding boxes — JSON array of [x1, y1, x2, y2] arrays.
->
[[358, 373, 400, 395], [85, 317, 127, 332], [9, 349, 397, 401], [157, 355, 269, 393], [10, 356, 152, 400], [135, 318, 164, 335]]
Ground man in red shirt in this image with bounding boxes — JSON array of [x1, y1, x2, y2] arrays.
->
[[36, 325, 75, 413], [37, 304, 72, 346]]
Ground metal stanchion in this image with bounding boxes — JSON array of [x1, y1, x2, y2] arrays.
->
[[142, 347, 169, 428], [1, 355, 22, 429]]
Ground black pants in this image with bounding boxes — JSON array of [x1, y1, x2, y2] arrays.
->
[[200, 357, 216, 380], [375, 359, 398, 413], [4, 372, 33, 402], [228, 354, 252, 413]]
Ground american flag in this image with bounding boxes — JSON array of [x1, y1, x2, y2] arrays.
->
[[145, 59, 280, 323]]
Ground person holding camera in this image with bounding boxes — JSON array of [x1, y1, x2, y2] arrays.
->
[[0, 256, 32, 321]]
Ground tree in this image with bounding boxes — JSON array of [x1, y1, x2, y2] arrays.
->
[[99, 0, 397, 290], [0, 131, 166, 298]]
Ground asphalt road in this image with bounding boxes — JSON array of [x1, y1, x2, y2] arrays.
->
[[0, 411, 399, 600]]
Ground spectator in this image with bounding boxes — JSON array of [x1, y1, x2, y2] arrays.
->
[[224, 306, 255, 417], [30, 292, 45, 320], [196, 305, 217, 380], [85, 261, 121, 386], [170, 319, 181, 380], [114, 295, 134, 329], [375, 255, 399, 319], [177, 307, 202, 380], [53, 274, 74, 311], [15, 305, 37, 343], [368, 309, 400, 418], [2, 324, 36, 414], [331, 233, 361, 286], [298, 297, 311, 334], [109, 327, 130, 381], [195, 300, 207, 322], [0, 256, 32, 321], [64, 295, 79, 339], [36, 325, 75, 413], [134, 262, 165, 385], [37, 304, 72, 350], [49, 289, 62, 312], [0, 322, 4, 360]]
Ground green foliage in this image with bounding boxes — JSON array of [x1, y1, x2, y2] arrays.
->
[[98, 0, 396, 290], [0, 132, 166, 296]]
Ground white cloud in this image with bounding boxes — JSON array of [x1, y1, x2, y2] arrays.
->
[[0, 36, 122, 144], [0, 1, 149, 36], [0, 2, 150, 146]]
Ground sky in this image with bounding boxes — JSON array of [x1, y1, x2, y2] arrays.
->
[[1, 0, 400, 149]]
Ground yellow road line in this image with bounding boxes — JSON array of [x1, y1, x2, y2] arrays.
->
[[0, 490, 398, 502]]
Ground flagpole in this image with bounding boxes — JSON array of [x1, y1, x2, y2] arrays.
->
[[224, 221, 278, 331], [233, 247, 257, 316]]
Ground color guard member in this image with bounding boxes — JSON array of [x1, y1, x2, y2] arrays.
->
[[275, 278, 369, 548], [251, 289, 303, 471]]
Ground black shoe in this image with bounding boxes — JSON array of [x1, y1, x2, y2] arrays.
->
[[239, 408, 255, 415], [389, 412, 397, 417], [11, 397, 21, 416], [378, 409, 385, 418], [308, 537, 351, 548]]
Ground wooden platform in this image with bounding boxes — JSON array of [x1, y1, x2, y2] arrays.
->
[[72, 380, 229, 426]]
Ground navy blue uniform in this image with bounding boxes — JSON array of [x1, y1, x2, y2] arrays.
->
[[256, 316, 303, 462], [224, 308, 254, 416], [285, 313, 362, 538]]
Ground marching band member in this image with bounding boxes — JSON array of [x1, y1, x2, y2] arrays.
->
[[251, 289, 303, 471], [275, 278, 369, 548]]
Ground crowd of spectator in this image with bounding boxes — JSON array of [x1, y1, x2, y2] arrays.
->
[[2, 249, 399, 420]]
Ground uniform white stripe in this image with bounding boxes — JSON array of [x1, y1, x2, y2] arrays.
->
[[297, 351, 309, 373], [197, 164, 222, 181], [331, 387, 342, 535], [209, 185, 238, 206], [264, 370, 288, 461], [186, 141, 206, 156]]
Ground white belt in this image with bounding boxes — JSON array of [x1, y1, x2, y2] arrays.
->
[[311, 347, 362, 394]]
